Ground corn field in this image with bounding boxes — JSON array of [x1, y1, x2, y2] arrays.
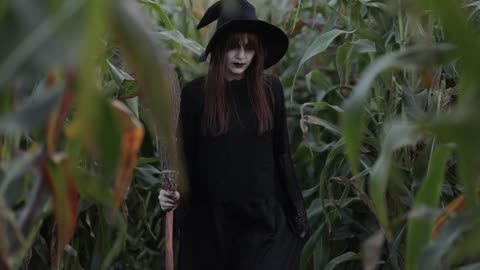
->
[[1, 0, 480, 269]]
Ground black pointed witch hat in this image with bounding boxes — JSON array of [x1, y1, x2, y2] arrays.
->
[[197, 0, 289, 69]]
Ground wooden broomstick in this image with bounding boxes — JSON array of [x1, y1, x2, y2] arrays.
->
[[152, 70, 181, 270], [163, 173, 177, 270]]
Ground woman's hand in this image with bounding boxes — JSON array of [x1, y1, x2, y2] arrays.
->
[[158, 189, 181, 212]]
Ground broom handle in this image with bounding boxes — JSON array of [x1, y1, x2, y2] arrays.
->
[[165, 210, 174, 270]]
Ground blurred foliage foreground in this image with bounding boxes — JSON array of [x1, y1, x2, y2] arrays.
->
[[2, 0, 480, 269]]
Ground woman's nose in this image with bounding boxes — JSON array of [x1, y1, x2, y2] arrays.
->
[[236, 47, 246, 59]]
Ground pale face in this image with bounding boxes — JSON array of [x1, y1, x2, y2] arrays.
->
[[224, 34, 256, 81]]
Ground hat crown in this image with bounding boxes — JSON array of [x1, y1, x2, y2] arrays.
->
[[197, 0, 257, 30], [196, 0, 289, 69]]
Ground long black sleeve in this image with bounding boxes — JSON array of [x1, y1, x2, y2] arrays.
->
[[270, 76, 310, 239], [177, 81, 199, 189]]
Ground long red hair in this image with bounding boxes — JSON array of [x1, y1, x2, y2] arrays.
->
[[201, 32, 274, 136]]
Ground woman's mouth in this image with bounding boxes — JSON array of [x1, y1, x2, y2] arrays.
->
[[233, 63, 245, 68]]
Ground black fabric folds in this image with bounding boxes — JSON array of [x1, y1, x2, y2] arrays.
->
[[270, 77, 310, 239]]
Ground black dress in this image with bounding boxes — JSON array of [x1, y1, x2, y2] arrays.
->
[[176, 75, 308, 270]]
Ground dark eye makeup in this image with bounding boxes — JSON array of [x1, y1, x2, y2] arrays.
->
[[228, 43, 241, 50], [227, 43, 254, 51]]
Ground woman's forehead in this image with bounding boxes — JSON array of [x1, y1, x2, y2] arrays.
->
[[238, 34, 249, 45], [231, 32, 255, 43]]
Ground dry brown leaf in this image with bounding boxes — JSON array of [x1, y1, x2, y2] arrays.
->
[[433, 186, 480, 239], [111, 100, 145, 208], [46, 91, 73, 156], [44, 154, 79, 264], [288, 20, 306, 38]]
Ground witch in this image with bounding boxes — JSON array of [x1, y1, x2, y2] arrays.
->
[[158, 0, 310, 269]]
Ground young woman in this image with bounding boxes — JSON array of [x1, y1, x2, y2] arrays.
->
[[158, 1, 309, 269]]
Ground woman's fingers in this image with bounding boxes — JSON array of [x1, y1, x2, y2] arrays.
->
[[172, 191, 180, 200], [161, 203, 176, 211], [158, 195, 175, 204], [160, 197, 175, 205], [164, 190, 181, 202], [159, 198, 176, 210], [158, 189, 180, 211], [161, 202, 178, 211], [166, 191, 180, 201], [160, 190, 175, 200]]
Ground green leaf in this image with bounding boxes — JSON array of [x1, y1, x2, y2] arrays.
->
[[10, 213, 46, 270], [414, 0, 480, 103], [139, 0, 175, 31], [358, 0, 386, 9], [336, 42, 353, 84], [74, 169, 113, 205], [369, 121, 422, 238], [107, 60, 139, 99], [291, 29, 353, 103], [69, 100, 121, 206], [401, 87, 422, 120], [107, 60, 134, 85], [119, 80, 139, 99], [302, 183, 320, 199], [457, 262, 480, 270], [153, 30, 204, 56], [100, 210, 126, 270], [0, 82, 64, 135], [318, 140, 345, 230], [301, 222, 326, 268], [324, 252, 360, 270], [341, 44, 452, 175], [89, 206, 111, 270], [0, 0, 87, 87], [125, 97, 139, 118], [302, 115, 342, 136], [406, 144, 451, 270], [352, 39, 376, 53], [301, 102, 344, 113], [422, 109, 480, 206], [305, 69, 333, 93], [137, 157, 160, 165], [354, 28, 385, 52], [299, 29, 353, 67], [0, 147, 43, 205], [312, 230, 330, 270]]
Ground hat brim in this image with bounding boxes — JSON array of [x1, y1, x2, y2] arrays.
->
[[203, 20, 289, 69]]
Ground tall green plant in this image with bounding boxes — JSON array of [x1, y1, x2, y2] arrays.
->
[[2, 0, 480, 269]]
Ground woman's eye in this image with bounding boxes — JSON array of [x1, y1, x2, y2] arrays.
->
[[228, 44, 240, 50]]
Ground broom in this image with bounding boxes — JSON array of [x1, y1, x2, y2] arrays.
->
[[146, 66, 181, 270]]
